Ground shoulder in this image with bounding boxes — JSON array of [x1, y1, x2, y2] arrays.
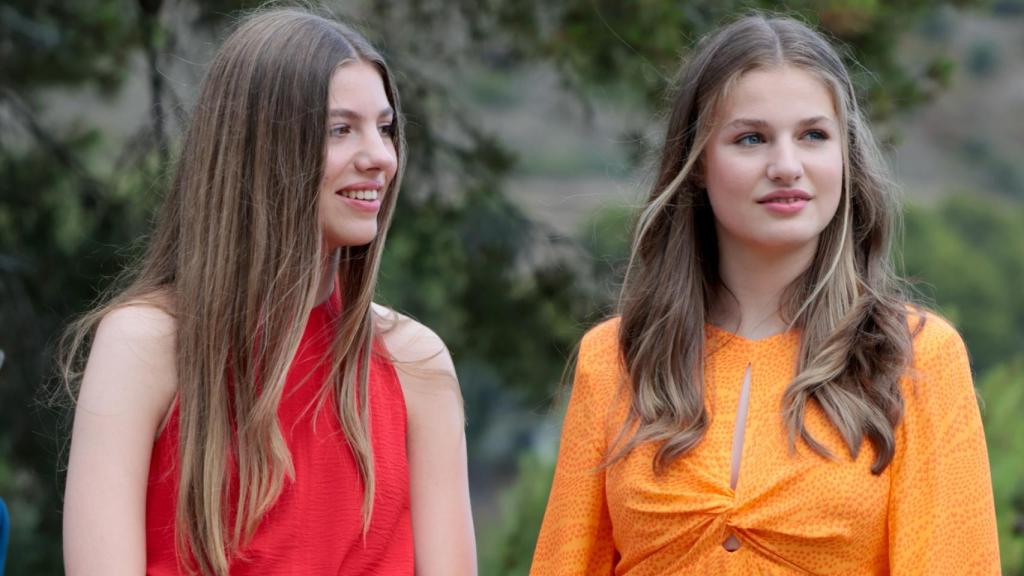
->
[[567, 317, 629, 415], [372, 303, 459, 398], [906, 307, 968, 365], [95, 298, 177, 348], [90, 299, 177, 381], [579, 317, 621, 360], [901, 306, 974, 407], [77, 299, 178, 432], [577, 316, 623, 376], [92, 296, 176, 369]]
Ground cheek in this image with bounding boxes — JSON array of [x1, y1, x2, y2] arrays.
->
[[321, 148, 342, 183], [383, 142, 399, 178], [704, 151, 758, 223], [321, 140, 357, 184], [704, 145, 758, 194], [821, 148, 844, 186], [814, 149, 844, 217]]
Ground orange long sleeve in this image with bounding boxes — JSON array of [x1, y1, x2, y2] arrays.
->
[[887, 322, 1001, 574], [530, 326, 619, 575]]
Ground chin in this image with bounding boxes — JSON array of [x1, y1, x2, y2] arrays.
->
[[324, 228, 379, 249], [748, 232, 820, 254]]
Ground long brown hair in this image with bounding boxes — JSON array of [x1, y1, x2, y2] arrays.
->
[[614, 13, 915, 476], [58, 7, 404, 575]]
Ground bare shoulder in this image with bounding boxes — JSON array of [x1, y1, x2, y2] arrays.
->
[[372, 303, 459, 398], [373, 307, 475, 574], [79, 298, 178, 419], [95, 298, 176, 346], [92, 298, 177, 372], [63, 296, 179, 572]]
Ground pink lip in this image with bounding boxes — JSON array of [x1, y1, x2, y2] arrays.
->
[[340, 181, 385, 192], [757, 188, 811, 215], [335, 181, 384, 213]]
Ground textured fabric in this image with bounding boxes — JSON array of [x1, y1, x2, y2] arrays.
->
[[531, 312, 1000, 575], [145, 292, 412, 575]]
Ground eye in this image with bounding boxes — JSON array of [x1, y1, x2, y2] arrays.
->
[[803, 129, 829, 141], [328, 124, 351, 138], [735, 133, 765, 146], [379, 123, 396, 137]]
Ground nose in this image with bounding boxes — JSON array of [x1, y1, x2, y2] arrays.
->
[[766, 140, 803, 184], [354, 130, 397, 175]]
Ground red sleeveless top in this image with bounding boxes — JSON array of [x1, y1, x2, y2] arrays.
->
[[145, 292, 413, 575]]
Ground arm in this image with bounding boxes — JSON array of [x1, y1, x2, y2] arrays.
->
[[63, 304, 177, 576], [887, 319, 1001, 574], [375, 305, 476, 576], [530, 327, 617, 576]]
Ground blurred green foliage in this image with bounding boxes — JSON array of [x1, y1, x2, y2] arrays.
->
[[479, 450, 556, 576], [979, 358, 1024, 570], [486, 0, 976, 120], [904, 196, 1024, 371], [1, 0, 1020, 574], [958, 138, 1024, 199]]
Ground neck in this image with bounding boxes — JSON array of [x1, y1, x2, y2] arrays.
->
[[316, 249, 340, 305], [710, 238, 817, 339]]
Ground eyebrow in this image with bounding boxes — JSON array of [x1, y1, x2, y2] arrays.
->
[[328, 107, 395, 120], [724, 116, 834, 130]]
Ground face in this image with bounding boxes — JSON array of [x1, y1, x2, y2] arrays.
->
[[318, 60, 398, 249], [701, 65, 843, 259]]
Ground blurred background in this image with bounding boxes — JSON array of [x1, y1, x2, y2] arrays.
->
[[1, 0, 1023, 573]]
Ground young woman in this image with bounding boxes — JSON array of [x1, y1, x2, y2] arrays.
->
[[61, 8, 476, 576], [531, 14, 1000, 575]]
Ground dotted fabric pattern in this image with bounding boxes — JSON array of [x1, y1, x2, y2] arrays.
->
[[531, 312, 1000, 575]]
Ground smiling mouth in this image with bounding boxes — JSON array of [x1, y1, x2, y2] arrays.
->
[[337, 189, 379, 201]]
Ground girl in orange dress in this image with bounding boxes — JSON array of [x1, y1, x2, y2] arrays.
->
[[531, 13, 1000, 575]]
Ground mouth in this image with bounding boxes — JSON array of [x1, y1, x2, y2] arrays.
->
[[336, 189, 380, 201], [757, 189, 812, 204], [333, 181, 384, 214], [335, 180, 384, 203]]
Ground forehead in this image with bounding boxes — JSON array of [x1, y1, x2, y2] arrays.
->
[[327, 60, 390, 108], [715, 65, 837, 123]]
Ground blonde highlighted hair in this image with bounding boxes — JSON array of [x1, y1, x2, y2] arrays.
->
[[58, 7, 404, 575], [613, 13, 918, 475]]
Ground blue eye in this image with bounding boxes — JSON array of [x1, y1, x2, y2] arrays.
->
[[804, 129, 828, 141], [736, 133, 764, 145]]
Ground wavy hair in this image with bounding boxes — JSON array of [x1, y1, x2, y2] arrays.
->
[[57, 7, 404, 575], [613, 13, 917, 476]]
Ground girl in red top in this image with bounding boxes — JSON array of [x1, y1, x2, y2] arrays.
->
[[60, 7, 475, 575]]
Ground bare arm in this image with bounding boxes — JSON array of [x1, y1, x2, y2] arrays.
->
[[63, 304, 177, 576], [375, 304, 477, 576]]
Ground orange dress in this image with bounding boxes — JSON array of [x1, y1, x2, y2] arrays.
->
[[531, 313, 1000, 575]]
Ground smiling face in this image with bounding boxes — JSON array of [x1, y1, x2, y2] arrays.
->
[[318, 60, 398, 249], [702, 65, 844, 260]]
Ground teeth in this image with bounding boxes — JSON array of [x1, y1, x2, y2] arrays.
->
[[340, 190, 379, 201]]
